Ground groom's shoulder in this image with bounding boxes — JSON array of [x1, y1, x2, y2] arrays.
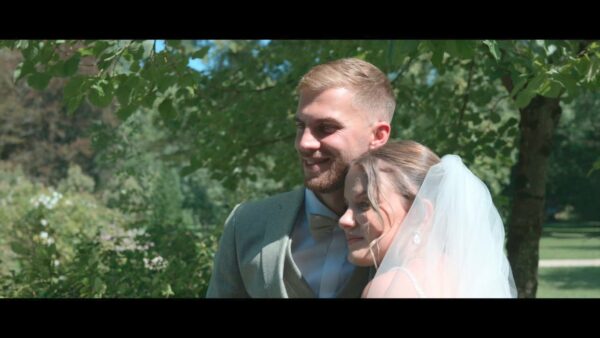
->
[[239, 187, 304, 212]]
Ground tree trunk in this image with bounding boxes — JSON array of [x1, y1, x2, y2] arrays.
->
[[506, 95, 562, 298]]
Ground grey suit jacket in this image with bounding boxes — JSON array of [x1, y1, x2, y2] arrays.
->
[[206, 187, 372, 298]]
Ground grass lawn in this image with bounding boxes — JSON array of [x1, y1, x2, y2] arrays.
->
[[539, 222, 600, 260], [537, 221, 600, 298], [537, 267, 600, 298]]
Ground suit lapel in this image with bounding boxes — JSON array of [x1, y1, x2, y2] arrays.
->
[[261, 187, 305, 297], [282, 238, 316, 298]]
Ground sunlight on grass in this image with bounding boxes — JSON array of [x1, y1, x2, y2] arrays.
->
[[539, 223, 600, 260], [537, 267, 600, 298]]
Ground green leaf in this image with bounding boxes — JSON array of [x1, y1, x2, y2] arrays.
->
[[92, 277, 106, 294], [115, 104, 137, 121], [88, 80, 114, 108], [442, 40, 476, 60], [161, 284, 175, 297], [64, 76, 85, 99], [166, 40, 182, 48], [397, 40, 419, 60], [490, 112, 501, 123], [66, 95, 84, 115], [431, 50, 444, 71], [191, 46, 210, 59], [506, 117, 519, 127], [62, 54, 80, 77], [116, 82, 133, 106], [510, 76, 528, 97], [528, 73, 547, 93], [554, 73, 579, 96], [130, 61, 141, 72], [157, 75, 176, 92], [92, 41, 111, 56], [539, 80, 563, 98], [79, 48, 94, 57], [14, 60, 36, 83], [514, 89, 536, 109], [10, 242, 28, 255], [159, 98, 176, 120], [142, 91, 157, 108], [27, 72, 52, 90], [588, 158, 600, 177], [483, 40, 501, 61]]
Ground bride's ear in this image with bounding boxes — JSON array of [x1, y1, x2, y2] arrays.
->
[[421, 198, 434, 229]]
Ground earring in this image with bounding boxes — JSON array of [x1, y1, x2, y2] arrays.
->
[[412, 230, 421, 245]]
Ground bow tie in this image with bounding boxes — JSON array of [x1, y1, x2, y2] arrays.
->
[[309, 214, 338, 240]]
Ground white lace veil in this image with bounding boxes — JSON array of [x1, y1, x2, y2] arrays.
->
[[367, 155, 518, 298]]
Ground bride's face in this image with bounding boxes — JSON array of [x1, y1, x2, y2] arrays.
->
[[340, 165, 409, 267]]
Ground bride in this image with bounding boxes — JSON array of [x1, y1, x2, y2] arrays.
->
[[339, 140, 517, 298]]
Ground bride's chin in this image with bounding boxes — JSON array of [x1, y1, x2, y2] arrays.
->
[[349, 253, 375, 267]]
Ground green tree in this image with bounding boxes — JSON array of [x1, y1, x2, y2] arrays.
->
[[2, 39, 598, 298]]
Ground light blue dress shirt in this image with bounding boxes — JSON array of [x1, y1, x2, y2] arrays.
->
[[291, 188, 355, 298]]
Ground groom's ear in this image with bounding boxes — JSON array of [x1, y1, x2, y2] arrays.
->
[[369, 122, 391, 150]]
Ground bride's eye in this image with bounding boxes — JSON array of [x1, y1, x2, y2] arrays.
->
[[356, 201, 371, 212]]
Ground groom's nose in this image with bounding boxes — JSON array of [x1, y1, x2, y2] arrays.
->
[[296, 127, 320, 153]]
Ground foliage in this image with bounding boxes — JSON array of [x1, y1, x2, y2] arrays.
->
[[546, 90, 600, 220], [0, 49, 113, 186], [1, 40, 599, 297], [0, 162, 220, 297]]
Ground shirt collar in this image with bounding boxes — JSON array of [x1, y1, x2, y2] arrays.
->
[[305, 188, 338, 220]]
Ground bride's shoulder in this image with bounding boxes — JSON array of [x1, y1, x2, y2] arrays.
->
[[363, 267, 420, 298]]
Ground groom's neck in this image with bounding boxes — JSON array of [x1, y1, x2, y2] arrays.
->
[[314, 189, 345, 217]]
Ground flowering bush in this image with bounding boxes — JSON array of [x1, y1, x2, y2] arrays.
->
[[0, 163, 220, 297]]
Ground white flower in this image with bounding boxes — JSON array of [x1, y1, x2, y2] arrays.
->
[[30, 191, 63, 209], [53, 259, 60, 267], [40, 219, 48, 227], [143, 255, 168, 271], [40, 231, 49, 239]]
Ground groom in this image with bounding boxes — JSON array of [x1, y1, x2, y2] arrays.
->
[[206, 58, 395, 298]]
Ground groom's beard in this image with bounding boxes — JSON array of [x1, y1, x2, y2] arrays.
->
[[302, 155, 348, 194]]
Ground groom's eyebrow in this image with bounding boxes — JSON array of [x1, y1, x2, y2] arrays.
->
[[294, 116, 343, 126]]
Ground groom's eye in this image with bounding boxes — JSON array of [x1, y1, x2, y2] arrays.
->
[[318, 124, 338, 135]]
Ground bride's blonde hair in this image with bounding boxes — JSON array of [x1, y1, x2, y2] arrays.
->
[[351, 140, 440, 267], [353, 140, 440, 227]]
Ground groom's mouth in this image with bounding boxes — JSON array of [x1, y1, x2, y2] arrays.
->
[[302, 157, 331, 172]]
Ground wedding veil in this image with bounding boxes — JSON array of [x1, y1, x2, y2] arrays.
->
[[367, 155, 518, 298]]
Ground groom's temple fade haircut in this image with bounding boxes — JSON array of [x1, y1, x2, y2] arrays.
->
[[296, 58, 396, 123]]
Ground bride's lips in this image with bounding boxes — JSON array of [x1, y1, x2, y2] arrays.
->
[[346, 236, 364, 245]]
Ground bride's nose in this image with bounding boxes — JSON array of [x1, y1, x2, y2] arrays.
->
[[338, 208, 355, 230]]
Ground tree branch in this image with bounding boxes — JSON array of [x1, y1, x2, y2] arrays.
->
[[457, 59, 475, 127], [390, 55, 416, 85]]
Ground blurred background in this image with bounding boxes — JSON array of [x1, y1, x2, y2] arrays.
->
[[0, 40, 598, 298]]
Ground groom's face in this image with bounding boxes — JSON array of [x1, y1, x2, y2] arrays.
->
[[295, 87, 374, 194]]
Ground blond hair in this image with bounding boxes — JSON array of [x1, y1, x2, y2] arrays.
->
[[297, 58, 396, 123], [353, 140, 441, 226]]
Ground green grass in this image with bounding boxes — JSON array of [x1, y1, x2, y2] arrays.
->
[[537, 267, 600, 298], [537, 222, 600, 298], [539, 222, 600, 260]]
